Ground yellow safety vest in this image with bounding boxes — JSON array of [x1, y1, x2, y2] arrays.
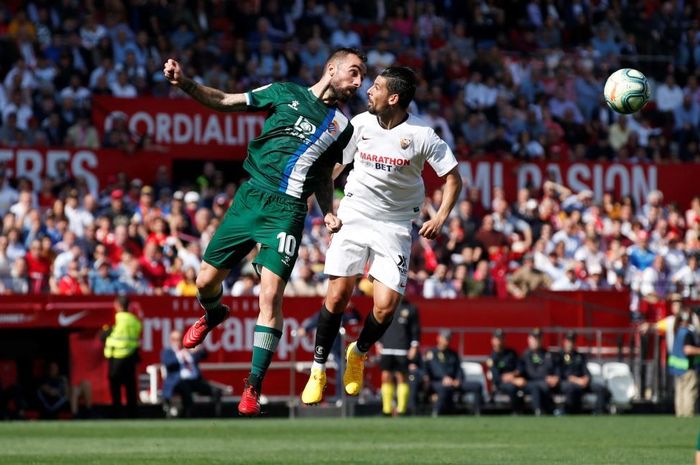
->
[[104, 311, 142, 359]]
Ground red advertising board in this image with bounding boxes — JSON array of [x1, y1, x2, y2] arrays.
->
[[92, 96, 266, 158], [0, 293, 631, 403], [2, 145, 697, 211], [456, 159, 696, 212]]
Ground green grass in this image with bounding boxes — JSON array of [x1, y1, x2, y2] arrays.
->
[[0, 416, 695, 465]]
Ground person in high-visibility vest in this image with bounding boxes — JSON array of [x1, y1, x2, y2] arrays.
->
[[668, 299, 700, 417], [103, 295, 142, 417]]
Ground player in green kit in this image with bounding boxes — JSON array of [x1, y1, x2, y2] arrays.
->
[[163, 48, 366, 416]]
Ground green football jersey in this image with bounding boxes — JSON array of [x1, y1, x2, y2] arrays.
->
[[244, 82, 354, 200]]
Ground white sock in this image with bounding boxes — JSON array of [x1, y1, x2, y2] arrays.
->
[[311, 361, 326, 371]]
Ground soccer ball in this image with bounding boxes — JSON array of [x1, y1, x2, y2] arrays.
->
[[603, 68, 651, 114]]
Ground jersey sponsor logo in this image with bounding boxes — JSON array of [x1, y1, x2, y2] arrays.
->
[[294, 116, 317, 135], [358, 152, 410, 166], [400, 137, 412, 149], [288, 100, 300, 110], [285, 115, 318, 142]]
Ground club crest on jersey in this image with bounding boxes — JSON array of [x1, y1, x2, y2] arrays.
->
[[288, 100, 300, 110], [400, 137, 412, 149], [327, 120, 338, 136]]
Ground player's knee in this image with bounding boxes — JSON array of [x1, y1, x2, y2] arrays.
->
[[373, 304, 397, 323], [326, 285, 352, 312], [259, 286, 284, 313]]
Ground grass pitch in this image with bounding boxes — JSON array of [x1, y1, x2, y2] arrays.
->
[[0, 415, 695, 465]]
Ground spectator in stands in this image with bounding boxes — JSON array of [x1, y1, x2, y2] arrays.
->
[[231, 272, 259, 297], [520, 328, 558, 416], [507, 253, 551, 299], [475, 214, 509, 259], [638, 255, 672, 321], [656, 74, 684, 115], [487, 329, 524, 413], [672, 254, 700, 299], [161, 329, 222, 418], [423, 264, 458, 299]]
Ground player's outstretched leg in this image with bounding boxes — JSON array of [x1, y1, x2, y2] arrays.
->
[[183, 263, 231, 349], [301, 277, 354, 405], [301, 306, 342, 404], [239, 268, 286, 416], [345, 282, 401, 396]]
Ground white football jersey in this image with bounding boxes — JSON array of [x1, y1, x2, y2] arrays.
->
[[341, 111, 458, 221]]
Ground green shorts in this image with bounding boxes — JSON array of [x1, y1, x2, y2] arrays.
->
[[202, 181, 306, 281]]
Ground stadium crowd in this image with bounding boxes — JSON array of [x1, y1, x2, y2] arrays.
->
[[0, 0, 698, 320]]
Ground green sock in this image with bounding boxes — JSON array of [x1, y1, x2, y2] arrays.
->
[[250, 325, 283, 389]]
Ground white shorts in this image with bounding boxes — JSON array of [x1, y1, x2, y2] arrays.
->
[[324, 202, 412, 294]]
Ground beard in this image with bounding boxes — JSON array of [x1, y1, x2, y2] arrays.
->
[[329, 80, 354, 103]]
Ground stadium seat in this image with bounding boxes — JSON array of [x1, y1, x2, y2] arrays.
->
[[461, 361, 489, 401], [602, 362, 637, 406], [586, 362, 604, 385]]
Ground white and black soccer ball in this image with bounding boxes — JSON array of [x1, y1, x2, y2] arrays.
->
[[603, 68, 651, 114]]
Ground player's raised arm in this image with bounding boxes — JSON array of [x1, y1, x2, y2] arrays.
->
[[419, 166, 462, 239], [163, 58, 247, 112]]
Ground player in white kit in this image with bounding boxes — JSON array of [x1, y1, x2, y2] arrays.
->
[[301, 67, 462, 404]]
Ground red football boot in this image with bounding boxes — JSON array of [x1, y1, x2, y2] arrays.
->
[[182, 305, 229, 349], [238, 380, 261, 417]]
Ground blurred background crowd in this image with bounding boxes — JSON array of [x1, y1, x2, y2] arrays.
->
[[0, 0, 698, 319]]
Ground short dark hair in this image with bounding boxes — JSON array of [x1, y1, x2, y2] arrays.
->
[[116, 294, 130, 312], [325, 47, 367, 67], [380, 66, 417, 109]]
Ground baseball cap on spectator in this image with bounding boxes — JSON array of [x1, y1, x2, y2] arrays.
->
[[141, 185, 154, 195], [530, 328, 542, 338], [668, 293, 683, 303], [184, 191, 200, 204], [526, 199, 538, 211], [173, 190, 184, 201], [131, 178, 143, 189], [492, 328, 505, 340], [564, 330, 577, 341], [438, 328, 452, 340], [111, 189, 124, 200], [637, 230, 649, 241]]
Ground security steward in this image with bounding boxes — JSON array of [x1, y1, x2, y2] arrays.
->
[[103, 295, 142, 417], [669, 300, 700, 417], [557, 331, 609, 414], [425, 329, 483, 415], [487, 329, 525, 412], [520, 328, 558, 415], [378, 299, 420, 416]]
